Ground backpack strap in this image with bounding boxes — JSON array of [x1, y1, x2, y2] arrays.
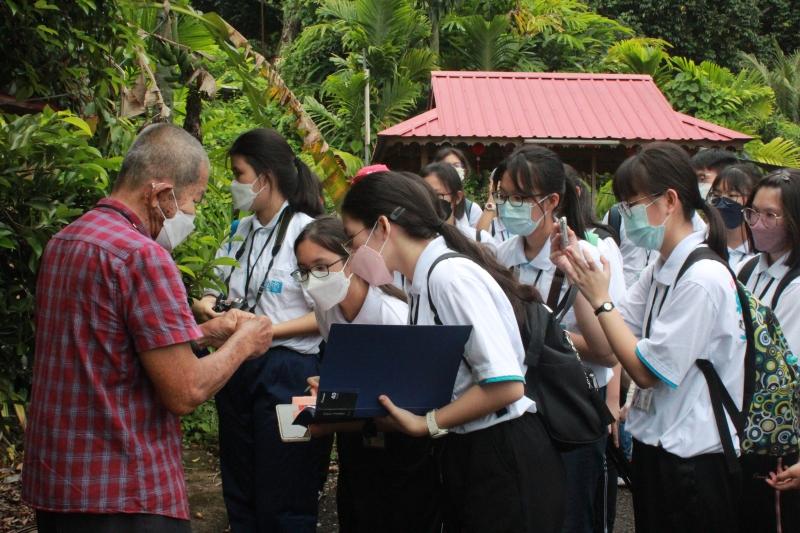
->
[[475, 228, 482, 242], [772, 266, 800, 309], [695, 359, 744, 475], [547, 269, 578, 323], [425, 251, 508, 418], [226, 218, 241, 253], [678, 246, 753, 475], [736, 256, 759, 285]]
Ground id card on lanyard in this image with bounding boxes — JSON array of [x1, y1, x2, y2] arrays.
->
[[229, 207, 293, 313]]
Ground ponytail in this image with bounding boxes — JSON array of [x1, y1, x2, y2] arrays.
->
[[292, 158, 324, 217], [341, 172, 540, 328], [699, 201, 729, 261]]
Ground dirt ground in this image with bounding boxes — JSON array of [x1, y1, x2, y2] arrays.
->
[[2, 446, 633, 532]]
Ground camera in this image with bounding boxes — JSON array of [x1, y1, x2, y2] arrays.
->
[[213, 295, 244, 313]]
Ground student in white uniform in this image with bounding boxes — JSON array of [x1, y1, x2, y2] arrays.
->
[[708, 163, 761, 268], [192, 128, 330, 532], [339, 171, 566, 532], [494, 146, 624, 533], [292, 216, 442, 533], [566, 166, 627, 533], [475, 164, 512, 245], [421, 162, 496, 254], [556, 142, 746, 533], [434, 146, 483, 227], [736, 169, 800, 532]]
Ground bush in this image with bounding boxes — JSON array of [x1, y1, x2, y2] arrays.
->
[[0, 109, 124, 455]]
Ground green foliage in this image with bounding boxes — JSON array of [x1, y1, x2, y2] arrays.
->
[[663, 57, 774, 134], [441, 15, 540, 71], [0, 109, 123, 453], [181, 400, 219, 444], [589, 0, 761, 68], [603, 38, 672, 85], [745, 138, 800, 168], [741, 45, 800, 124], [595, 177, 616, 219]]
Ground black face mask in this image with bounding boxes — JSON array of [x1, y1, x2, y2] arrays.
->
[[438, 198, 453, 220], [711, 196, 744, 229]]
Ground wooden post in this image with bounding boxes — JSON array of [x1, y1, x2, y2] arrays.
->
[[591, 149, 598, 207]]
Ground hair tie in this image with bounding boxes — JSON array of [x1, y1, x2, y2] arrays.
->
[[433, 219, 445, 230]]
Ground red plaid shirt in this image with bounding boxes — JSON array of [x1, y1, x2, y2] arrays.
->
[[22, 198, 202, 519]]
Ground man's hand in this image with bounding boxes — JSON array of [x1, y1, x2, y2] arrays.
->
[[767, 461, 800, 491], [199, 313, 238, 349], [230, 315, 273, 359]]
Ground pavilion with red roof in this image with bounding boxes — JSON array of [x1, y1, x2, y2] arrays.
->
[[375, 71, 752, 184]]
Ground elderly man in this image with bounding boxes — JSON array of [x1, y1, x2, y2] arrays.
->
[[22, 124, 272, 532]]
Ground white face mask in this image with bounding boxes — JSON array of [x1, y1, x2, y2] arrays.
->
[[455, 166, 466, 181], [302, 260, 352, 312], [155, 190, 196, 251], [230, 179, 265, 211], [698, 182, 712, 200]]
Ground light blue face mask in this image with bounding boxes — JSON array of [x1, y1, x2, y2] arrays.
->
[[622, 200, 669, 251], [498, 195, 550, 237]]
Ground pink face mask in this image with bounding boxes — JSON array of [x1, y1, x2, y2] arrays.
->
[[750, 219, 789, 254], [350, 221, 394, 286]]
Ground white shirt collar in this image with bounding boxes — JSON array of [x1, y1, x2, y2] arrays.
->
[[250, 200, 290, 231], [408, 237, 450, 296], [653, 231, 705, 286], [755, 251, 792, 280], [505, 235, 555, 272]]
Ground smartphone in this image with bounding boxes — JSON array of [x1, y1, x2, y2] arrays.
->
[[559, 216, 569, 248]]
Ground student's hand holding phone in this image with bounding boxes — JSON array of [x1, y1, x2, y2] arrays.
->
[[562, 245, 612, 310], [306, 376, 320, 397], [192, 295, 223, 323], [549, 223, 580, 276], [767, 461, 800, 491], [377, 395, 428, 437]]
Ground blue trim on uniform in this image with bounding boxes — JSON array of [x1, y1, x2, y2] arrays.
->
[[635, 346, 677, 389], [480, 375, 525, 385]]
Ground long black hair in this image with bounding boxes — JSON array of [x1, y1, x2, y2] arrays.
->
[[614, 142, 728, 260], [503, 145, 588, 239], [745, 169, 800, 268], [229, 128, 324, 216], [711, 163, 761, 200], [341, 172, 539, 328], [421, 162, 467, 219], [564, 165, 618, 243]]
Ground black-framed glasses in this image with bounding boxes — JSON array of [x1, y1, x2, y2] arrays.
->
[[618, 192, 663, 217], [291, 257, 346, 283], [707, 192, 745, 206], [495, 191, 545, 207], [743, 207, 783, 229]]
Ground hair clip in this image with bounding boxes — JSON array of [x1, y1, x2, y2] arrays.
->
[[389, 206, 406, 221]]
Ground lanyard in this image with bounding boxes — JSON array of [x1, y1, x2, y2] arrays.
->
[[96, 204, 146, 235], [755, 272, 776, 301], [409, 294, 421, 325], [644, 282, 671, 339]]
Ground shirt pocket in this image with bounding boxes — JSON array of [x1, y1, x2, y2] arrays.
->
[[260, 267, 311, 318]]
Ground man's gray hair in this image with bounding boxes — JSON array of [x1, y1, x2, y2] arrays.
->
[[114, 123, 210, 191]]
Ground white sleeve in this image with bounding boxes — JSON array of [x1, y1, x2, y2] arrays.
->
[[774, 281, 800, 355], [467, 201, 483, 227], [616, 263, 654, 337], [430, 267, 525, 383], [635, 271, 727, 388]]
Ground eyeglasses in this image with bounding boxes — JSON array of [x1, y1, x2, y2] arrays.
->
[[291, 257, 346, 283], [707, 192, 744, 206], [618, 193, 663, 217], [342, 227, 369, 253], [495, 192, 546, 207], [743, 208, 783, 229], [435, 192, 451, 201]]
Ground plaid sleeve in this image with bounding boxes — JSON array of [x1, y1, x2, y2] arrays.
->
[[120, 243, 203, 353]]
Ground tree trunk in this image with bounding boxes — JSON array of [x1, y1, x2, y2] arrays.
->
[[183, 86, 202, 142], [278, 1, 301, 55]]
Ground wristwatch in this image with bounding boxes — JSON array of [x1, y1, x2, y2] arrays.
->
[[594, 301, 615, 316], [425, 409, 449, 439]]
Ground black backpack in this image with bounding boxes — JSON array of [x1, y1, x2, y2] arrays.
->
[[426, 253, 613, 448]]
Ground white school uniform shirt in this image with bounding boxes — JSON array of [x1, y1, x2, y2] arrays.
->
[[406, 237, 534, 434], [315, 285, 408, 340], [618, 231, 746, 458], [603, 211, 707, 289], [495, 235, 626, 388], [463, 200, 483, 228], [490, 217, 511, 244], [736, 251, 800, 354], [208, 202, 322, 354], [727, 242, 753, 271], [455, 215, 497, 256]]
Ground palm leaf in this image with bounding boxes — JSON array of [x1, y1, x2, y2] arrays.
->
[[745, 137, 800, 168]]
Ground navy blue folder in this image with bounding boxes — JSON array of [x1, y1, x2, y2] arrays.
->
[[302, 323, 472, 422]]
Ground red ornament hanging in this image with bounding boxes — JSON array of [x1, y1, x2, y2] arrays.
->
[[470, 142, 486, 173]]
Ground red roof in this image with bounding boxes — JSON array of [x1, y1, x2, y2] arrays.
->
[[379, 71, 751, 145]]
